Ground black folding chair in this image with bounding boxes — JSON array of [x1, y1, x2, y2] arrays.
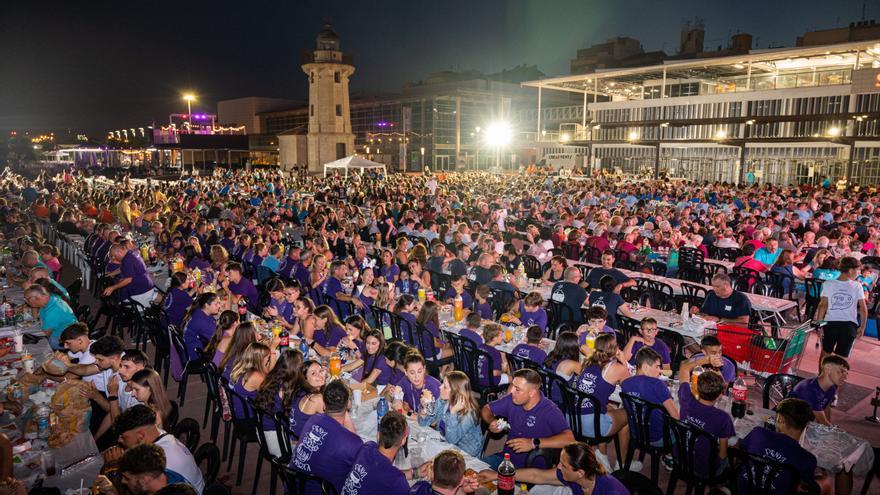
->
[[728, 446, 807, 495], [620, 392, 670, 484], [761, 373, 804, 409], [665, 418, 726, 495]]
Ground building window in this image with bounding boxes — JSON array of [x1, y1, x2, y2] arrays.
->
[[336, 104, 342, 117], [334, 71, 341, 83], [336, 142, 346, 158], [311, 105, 314, 116], [310, 72, 314, 84]]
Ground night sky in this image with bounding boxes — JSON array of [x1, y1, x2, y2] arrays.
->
[[0, 0, 874, 136]]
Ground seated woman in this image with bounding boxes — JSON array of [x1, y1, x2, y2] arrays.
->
[[254, 349, 304, 457], [542, 255, 568, 283], [183, 244, 210, 271], [229, 342, 271, 421], [263, 278, 294, 327], [310, 305, 347, 357], [418, 371, 483, 458], [129, 368, 178, 430], [477, 442, 628, 494], [542, 331, 582, 404], [345, 329, 392, 389], [289, 359, 326, 439], [572, 334, 631, 460], [160, 271, 194, 329], [415, 300, 453, 360], [204, 310, 240, 368], [291, 297, 317, 341], [382, 341, 411, 388], [771, 249, 811, 294]]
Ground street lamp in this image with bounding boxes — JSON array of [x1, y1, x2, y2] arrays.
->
[[182, 93, 196, 130], [484, 121, 512, 170]]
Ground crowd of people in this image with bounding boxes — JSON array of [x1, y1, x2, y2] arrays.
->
[[0, 164, 875, 495]]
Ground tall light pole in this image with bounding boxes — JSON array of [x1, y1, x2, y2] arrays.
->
[[182, 93, 196, 130]]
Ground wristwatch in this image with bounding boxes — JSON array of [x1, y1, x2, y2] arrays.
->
[[533, 438, 541, 449], [108, 396, 119, 401]]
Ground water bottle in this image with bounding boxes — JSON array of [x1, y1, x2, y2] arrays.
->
[[376, 396, 389, 428], [36, 404, 50, 439], [299, 337, 310, 358]]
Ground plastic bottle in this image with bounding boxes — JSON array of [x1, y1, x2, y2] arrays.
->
[[497, 453, 516, 495], [690, 365, 704, 398], [731, 374, 748, 402], [237, 297, 249, 322], [279, 329, 290, 349], [681, 302, 690, 322], [453, 295, 463, 322], [299, 337, 310, 358], [376, 396, 389, 428], [36, 404, 50, 439]]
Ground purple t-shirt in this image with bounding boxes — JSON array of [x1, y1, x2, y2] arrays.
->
[[738, 427, 817, 495], [789, 378, 836, 413], [475, 302, 493, 320], [459, 328, 483, 346], [620, 375, 672, 443], [399, 375, 441, 413], [120, 250, 154, 297], [555, 470, 629, 495], [488, 393, 570, 468], [314, 324, 346, 349], [163, 287, 193, 328], [361, 354, 393, 386], [511, 343, 547, 365], [477, 343, 504, 387], [321, 277, 349, 318], [341, 441, 409, 495], [183, 309, 215, 361], [574, 364, 617, 414], [291, 413, 364, 493], [578, 326, 615, 347], [518, 302, 548, 333], [629, 339, 671, 366], [269, 298, 294, 324], [229, 277, 260, 313], [379, 263, 400, 282], [678, 385, 736, 475], [444, 288, 473, 310]]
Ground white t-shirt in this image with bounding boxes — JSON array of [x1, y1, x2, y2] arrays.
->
[[117, 375, 141, 411], [68, 343, 103, 388], [820, 279, 864, 324], [155, 432, 206, 494]]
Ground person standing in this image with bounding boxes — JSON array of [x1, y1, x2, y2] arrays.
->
[[814, 256, 867, 360]]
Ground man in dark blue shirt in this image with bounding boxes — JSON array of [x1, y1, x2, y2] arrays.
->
[[550, 267, 587, 325], [696, 273, 751, 325], [586, 250, 635, 293]]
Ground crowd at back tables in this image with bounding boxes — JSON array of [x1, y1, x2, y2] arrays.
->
[[0, 165, 877, 495]]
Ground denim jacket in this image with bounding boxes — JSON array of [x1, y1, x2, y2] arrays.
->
[[418, 399, 483, 458]]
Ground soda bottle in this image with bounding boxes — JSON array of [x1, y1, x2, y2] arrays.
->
[[279, 329, 290, 349], [376, 396, 389, 428], [238, 297, 249, 322], [453, 295, 463, 322], [690, 365, 704, 398], [731, 374, 748, 402], [497, 453, 516, 495]]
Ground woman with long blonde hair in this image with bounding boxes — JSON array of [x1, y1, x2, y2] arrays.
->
[[229, 342, 271, 419], [417, 371, 483, 457]]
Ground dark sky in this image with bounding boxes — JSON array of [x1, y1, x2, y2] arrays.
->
[[1, 0, 874, 136]]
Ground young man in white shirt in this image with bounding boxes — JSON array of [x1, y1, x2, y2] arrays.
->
[[815, 256, 867, 361]]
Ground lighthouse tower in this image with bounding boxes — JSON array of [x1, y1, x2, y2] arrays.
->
[[302, 23, 355, 173]]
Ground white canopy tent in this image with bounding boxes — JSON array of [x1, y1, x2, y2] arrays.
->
[[322, 155, 387, 178]]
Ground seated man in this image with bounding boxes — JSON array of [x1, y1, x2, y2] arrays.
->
[[621, 348, 680, 447], [110, 405, 205, 494], [788, 355, 848, 426], [459, 313, 483, 346], [737, 398, 819, 495], [677, 359, 736, 477], [695, 273, 751, 325], [481, 368, 575, 469], [223, 262, 260, 314], [688, 335, 737, 384], [550, 267, 588, 325], [340, 411, 422, 493], [290, 380, 363, 493], [409, 450, 479, 495], [94, 443, 189, 495], [585, 250, 636, 293]]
